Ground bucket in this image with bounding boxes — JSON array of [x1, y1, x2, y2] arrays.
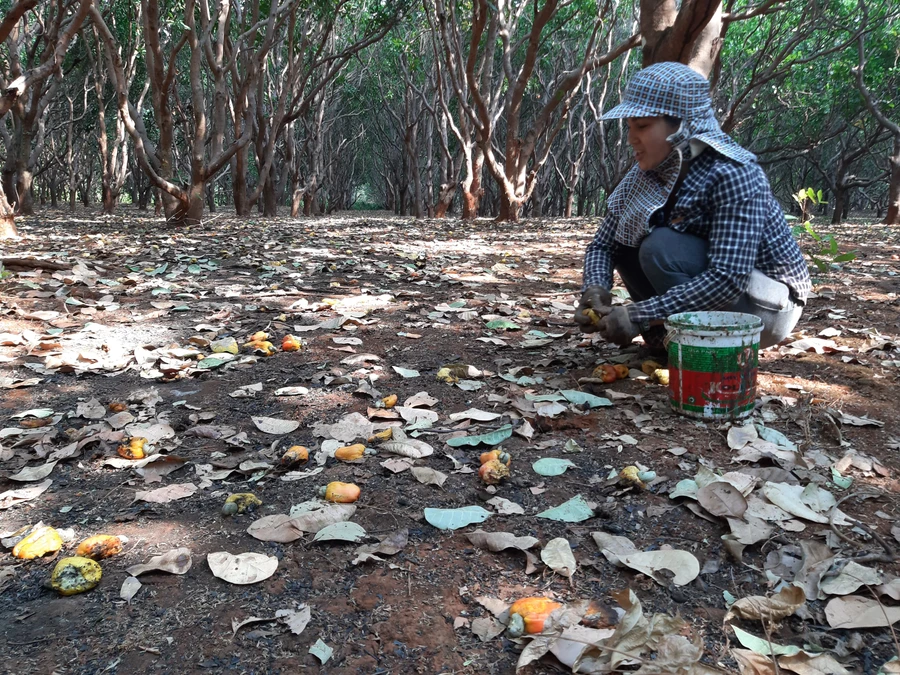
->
[[665, 311, 763, 419]]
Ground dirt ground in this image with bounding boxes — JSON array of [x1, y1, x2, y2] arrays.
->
[[0, 210, 898, 675]]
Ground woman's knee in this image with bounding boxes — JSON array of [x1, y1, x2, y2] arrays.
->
[[638, 227, 708, 290]]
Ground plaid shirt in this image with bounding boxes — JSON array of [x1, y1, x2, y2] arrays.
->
[[583, 150, 812, 323]]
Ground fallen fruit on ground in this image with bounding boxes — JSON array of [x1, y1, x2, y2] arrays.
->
[[479, 459, 510, 484], [281, 335, 301, 351], [641, 360, 664, 376], [51, 556, 102, 596], [12, 524, 63, 559], [117, 436, 147, 460], [651, 368, 670, 385], [480, 449, 511, 466], [377, 394, 398, 408], [506, 597, 562, 636], [368, 428, 393, 443], [592, 364, 619, 383], [222, 493, 262, 516], [334, 444, 368, 461], [618, 466, 646, 489], [243, 340, 276, 355], [280, 446, 309, 467], [76, 535, 123, 560], [320, 482, 361, 503]]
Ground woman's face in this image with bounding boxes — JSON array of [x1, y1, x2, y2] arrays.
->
[[626, 117, 678, 170]]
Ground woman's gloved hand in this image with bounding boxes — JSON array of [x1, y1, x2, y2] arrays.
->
[[599, 306, 640, 346], [573, 286, 613, 333]]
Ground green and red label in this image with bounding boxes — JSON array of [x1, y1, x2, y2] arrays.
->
[[668, 342, 758, 416]]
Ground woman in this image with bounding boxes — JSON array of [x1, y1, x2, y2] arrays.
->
[[574, 62, 810, 351]]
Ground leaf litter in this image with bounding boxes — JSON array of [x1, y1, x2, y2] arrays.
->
[[1, 213, 898, 672]]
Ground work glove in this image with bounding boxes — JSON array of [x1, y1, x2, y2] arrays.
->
[[599, 306, 640, 346], [573, 286, 612, 333]]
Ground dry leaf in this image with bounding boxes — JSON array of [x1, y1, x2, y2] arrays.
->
[[541, 537, 577, 578], [247, 504, 357, 542], [7, 461, 58, 482], [592, 531, 639, 563], [252, 416, 300, 435], [127, 547, 193, 576], [120, 576, 142, 603], [0, 479, 52, 509], [134, 483, 198, 504], [620, 550, 700, 586], [276, 605, 311, 635], [725, 585, 806, 622], [819, 561, 883, 596], [208, 551, 278, 585], [697, 481, 748, 518], [825, 595, 900, 629], [381, 439, 434, 458], [409, 466, 447, 486], [777, 652, 851, 675]]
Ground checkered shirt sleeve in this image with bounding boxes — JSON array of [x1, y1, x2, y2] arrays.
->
[[582, 214, 619, 291]]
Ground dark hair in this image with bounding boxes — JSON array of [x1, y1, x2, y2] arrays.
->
[[663, 114, 682, 128]]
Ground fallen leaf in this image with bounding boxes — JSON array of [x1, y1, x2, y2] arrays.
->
[[486, 496, 525, 515], [7, 461, 58, 482], [777, 652, 851, 675], [620, 550, 700, 586], [127, 548, 193, 576], [819, 561, 883, 596], [252, 416, 300, 435], [825, 595, 900, 628], [248, 504, 357, 542], [208, 551, 278, 584], [134, 483, 198, 504], [352, 529, 408, 565], [381, 438, 434, 458], [120, 576, 142, 603], [697, 481, 748, 518], [536, 495, 594, 522], [313, 522, 367, 543], [309, 638, 333, 664], [0, 479, 52, 509], [532, 457, 577, 477], [276, 605, 311, 635], [725, 585, 806, 622], [424, 506, 491, 530], [591, 531, 639, 563], [541, 537, 577, 578], [410, 466, 447, 486]]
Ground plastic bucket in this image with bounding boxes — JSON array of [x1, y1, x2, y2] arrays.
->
[[665, 311, 763, 419]]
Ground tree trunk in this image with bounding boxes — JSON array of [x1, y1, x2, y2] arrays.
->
[[0, 184, 16, 239], [831, 187, 845, 225], [885, 140, 900, 225], [263, 179, 278, 217]]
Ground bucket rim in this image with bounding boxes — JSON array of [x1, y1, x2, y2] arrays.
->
[[665, 311, 763, 334]]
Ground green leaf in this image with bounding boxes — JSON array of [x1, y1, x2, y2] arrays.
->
[[485, 319, 521, 331], [392, 366, 420, 378], [532, 458, 577, 477], [732, 625, 801, 657], [560, 390, 613, 408], [832, 252, 857, 262], [309, 639, 333, 664], [196, 354, 236, 369], [424, 506, 492, 530], [187, 264, 203, 274], [446, 424, 513, 448], [313, 522, 367, 543], [536, 495, 594, 522]]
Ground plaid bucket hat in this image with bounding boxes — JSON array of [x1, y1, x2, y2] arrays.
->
[[602, 62, 756, 246]]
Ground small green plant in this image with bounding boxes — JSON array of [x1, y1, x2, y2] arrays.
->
[[787, 188, 857, 273], [791, 187, 827, 223], [0, 264, 11, 280]]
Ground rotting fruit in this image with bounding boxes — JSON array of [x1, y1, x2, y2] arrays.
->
[[51, 557, 102, 596], [117, 437, 147, 460], [478, 459, 510, 485], [222, 493, 262, 516], [506, 597, 563, 637], [280, 446, 309, 467], [76, 535, 123, 560], [592, 364, 619, 383], [581, 308, 602, 327], [479, 450, 511, 466], [12, 524, 64, 560]]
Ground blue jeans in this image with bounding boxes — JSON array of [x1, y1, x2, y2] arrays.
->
[[614, 227, 803, 348]]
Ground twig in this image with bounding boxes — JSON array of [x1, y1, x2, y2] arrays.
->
[[828, 491, 895, 563]]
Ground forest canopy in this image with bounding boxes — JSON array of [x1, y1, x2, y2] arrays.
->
[[0, 0, 896, 237]]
